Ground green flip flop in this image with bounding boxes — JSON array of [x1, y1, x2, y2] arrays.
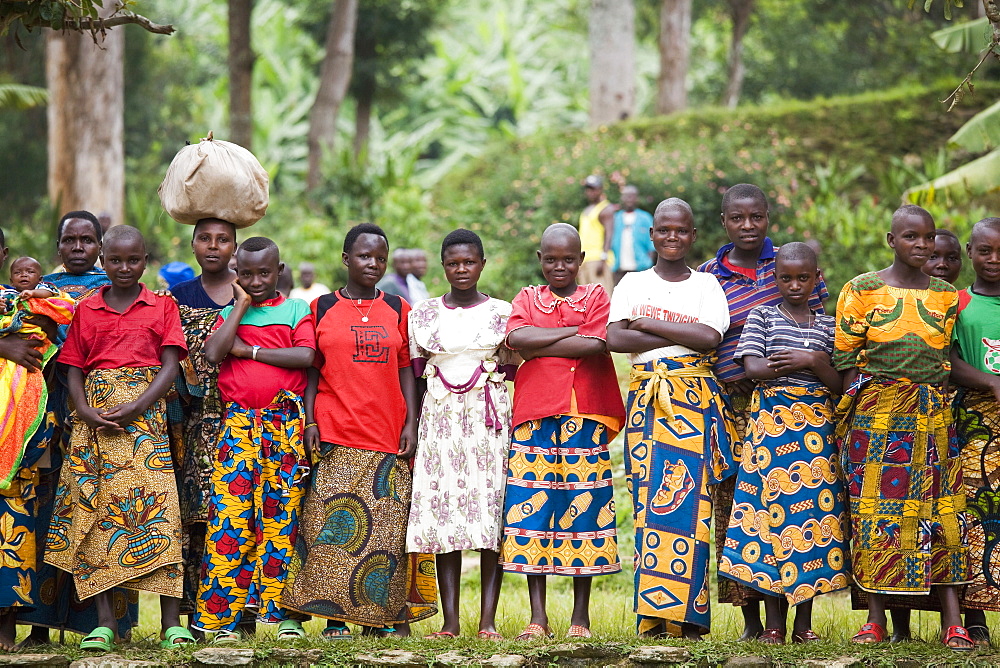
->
[[160, 626, 197, 649], [277, 620, 306, 641], [80, 626, 114, 652]]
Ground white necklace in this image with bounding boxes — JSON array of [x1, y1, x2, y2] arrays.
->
[[778, 304, 814, 347], [342, 287, 378, 322]]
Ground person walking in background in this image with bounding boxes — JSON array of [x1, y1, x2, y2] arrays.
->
[[577, 175, 615, 295], [611, 185, 655, 284], [407, 229, 516, 640], [192, 237, 314, 643], [606, 199, 735, 640], [289, 262, 329, 304], [46, 225, 191, 651], [698, 184, 829, 641], [719, 243, 849, 645], [501, 223, 625, 640], [836, 205, 971, 651], [406, 249, 431, 305], [377, 248, 413, 302]]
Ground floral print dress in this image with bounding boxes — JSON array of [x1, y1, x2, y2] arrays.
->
[[405, 296, 516, 554]]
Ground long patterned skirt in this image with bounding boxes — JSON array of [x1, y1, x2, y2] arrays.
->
[[626, 356, 737, 636], [719, 384, 850, 604], [282, 444, 438, 626], [500, 415, 620, 576], [713, 384, 763, 606], [175, 306, 225, 615], [956, 387, 1000, 611], [837, 376, 968, 594], [45, 367, 184, 599], [193, 394, 310, 632]]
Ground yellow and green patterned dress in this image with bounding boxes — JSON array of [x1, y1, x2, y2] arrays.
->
[[834, 272, 967, 595]]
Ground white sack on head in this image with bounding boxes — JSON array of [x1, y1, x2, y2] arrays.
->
[[158, 132, 269, 228]]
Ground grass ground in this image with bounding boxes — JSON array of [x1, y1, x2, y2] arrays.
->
[[9, 356, 1000, 664]]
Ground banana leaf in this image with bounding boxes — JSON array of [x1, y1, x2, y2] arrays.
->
[[932, 17, 992, 54], [904, 148, 1000, 205], [0, 84, 48, 110], [949, 99, 1000, 152]]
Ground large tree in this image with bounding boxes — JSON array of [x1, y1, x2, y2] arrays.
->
[[306, 0, 358, 191], [656, 0, 691, 114], [721, 0, 755, 108], [589, 0, 635, 125], [229, 0, 254, 149]]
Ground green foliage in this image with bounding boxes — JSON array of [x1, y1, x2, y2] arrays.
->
[[0, 82, 46, 109], [432, 84, 1000, 300], [932, 15, 993, 52]]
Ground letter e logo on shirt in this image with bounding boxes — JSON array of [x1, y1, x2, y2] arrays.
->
[[352, 325, 390, 364]]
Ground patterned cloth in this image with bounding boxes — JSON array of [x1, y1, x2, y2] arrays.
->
[[833, 273, 957, 384], [956, 388, 1000, 611], [626, 355, 737, 636], [836, 376, 968, 593], [0, 465, 41, 612], [500, 416, 620, 576], [174, 306, 227, 612], [720, 384, 850, 604], [282, 444, 438, 626], [712, 386, 762, 606], [0, 293, 75, 488], [406, 296, 515, 554], [193, 391, 309, 631], [45, 367, 184, 599]]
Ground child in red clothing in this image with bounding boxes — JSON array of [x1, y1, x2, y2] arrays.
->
[[501, 223, 626, 640], [46, 225, 192, 650]]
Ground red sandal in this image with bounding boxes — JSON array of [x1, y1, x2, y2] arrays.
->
[[792, 629, 822, 643], [759, 628, 785, 645], [942, 625, 975, 652], [851, 622, 886, 644]]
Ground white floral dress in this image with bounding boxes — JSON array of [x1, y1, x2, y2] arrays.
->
[[406, 296, 516, 553]]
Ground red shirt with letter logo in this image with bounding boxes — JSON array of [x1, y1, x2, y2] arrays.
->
[[311, 290, 411, 452]]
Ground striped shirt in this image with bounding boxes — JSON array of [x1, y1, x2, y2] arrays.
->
[[734, 305, 835, 386], [697, 238, 829, 382]]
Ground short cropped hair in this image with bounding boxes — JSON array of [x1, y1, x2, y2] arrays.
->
[[102, 224, 145, 250], [344, 223, 388, 254], [721, 183, 768, 212], [441, 228, 485, 261], [193, 218, 237, 239], [775, 241, 817, 267], [935, 229, 959, 242], [653, 197, 694, 219], [57, 210, 102, 244], [892, 204, 933, 227], [237, 236, 279, 256]]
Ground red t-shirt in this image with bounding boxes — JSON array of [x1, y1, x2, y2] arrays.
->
[[720, 252, 757, 281], [505, 284, 625, 429], [312, 291, 411, 453], [214, 294, 316, 409], [60, 284, 188, 372]]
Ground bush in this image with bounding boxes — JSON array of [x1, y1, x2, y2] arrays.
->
[[431, 84, 1000, 300]]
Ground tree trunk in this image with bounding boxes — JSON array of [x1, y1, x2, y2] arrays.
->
[[721, 0, 755, 109], [353, 84, 373, 158], [229, 0, 254, 149], [46, 4, 124, 226], [588, 0, 635, 126], [307, 0, 359, 191], [656, 0, 691, 115]]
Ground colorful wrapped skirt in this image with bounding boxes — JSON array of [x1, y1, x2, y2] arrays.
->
[[282, 444, 437, 626], [837, 375, 968, 594], [719, 383, 850, 604], [500, 415, 620, 576], [625, 355, 737, 636], [44, 367, 184, 599], [955, 387, 1000, 611]]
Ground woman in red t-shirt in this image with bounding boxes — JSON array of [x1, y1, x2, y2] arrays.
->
[[281, 223, 437, 638]]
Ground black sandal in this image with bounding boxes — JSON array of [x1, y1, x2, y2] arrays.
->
[[967, 624, 991, 648]]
